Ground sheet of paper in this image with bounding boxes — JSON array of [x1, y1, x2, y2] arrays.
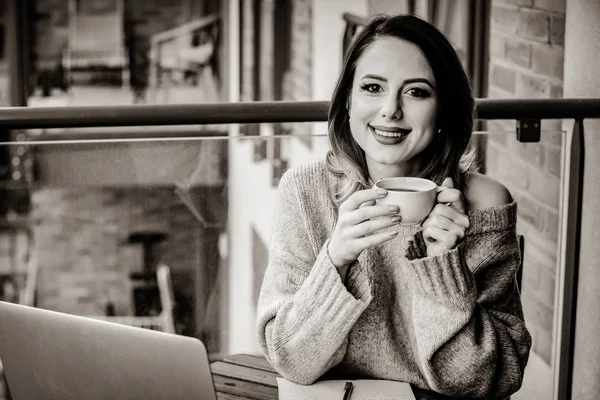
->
[[276, 377, 416, 400]]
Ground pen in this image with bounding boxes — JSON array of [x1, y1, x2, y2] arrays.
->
[[342, 381, 354, 400]]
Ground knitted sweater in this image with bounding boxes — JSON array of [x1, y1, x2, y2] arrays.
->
[[256, 160, 532, 399]]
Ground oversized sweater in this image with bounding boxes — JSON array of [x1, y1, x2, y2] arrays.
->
[[256, 160, 532, 399]]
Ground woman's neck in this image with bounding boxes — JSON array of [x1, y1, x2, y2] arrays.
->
[[367, 161, 421, 182]]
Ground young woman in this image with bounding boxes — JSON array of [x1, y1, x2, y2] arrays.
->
[[256, 14, 531, 399]]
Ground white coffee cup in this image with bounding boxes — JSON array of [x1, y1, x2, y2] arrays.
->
[[374, 177, 437, 224]]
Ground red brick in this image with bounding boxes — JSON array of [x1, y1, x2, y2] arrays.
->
[[533, 326, 553, 365], [550, 14, 565, 46], [490, 35, 506, 59], [523, 231, 558, 271], [531, 44, 564, 80], [542, 208, 560, 242], [505, 39, 531, 67], [515, 192, 542, 227], [491, 64, 517, 93], [486, 120, 513, 146], [517, 9, 550, 43], [545, 145, 562, 177], [528, 168, 561, 208], [503, 0, 534, 6], [499, 153, 530, 189], [492, 5, 519, 34], [485, 144, 500, 172], [521, 289, 554, 331], [487, 86, 515, 99], [524, 230, 558, 276], [533, 0, 566, 13], [510, 141, 545, 168], [521, 255, 539, 291], [542, 119, 564, 136], [516, 73, 552, 98], [544, 130, 564, 146]]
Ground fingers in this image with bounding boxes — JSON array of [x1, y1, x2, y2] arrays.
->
[[422, 225, 459, 250], [421, 202, 469, 252], [346, 203, 400, 225], [442, 177, 454, 188], [426, 203, 470, 230], [422, 212, 466, 241], [437, 178, 467, 215], [341, 187, 388, 212], [352, 214, 402, 237], [356, 230, 399, 248], [359, 200, 376, 208]]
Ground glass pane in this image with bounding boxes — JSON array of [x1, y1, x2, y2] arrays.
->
[[0, 126, 568, 400], [476, 127, 566, 400]]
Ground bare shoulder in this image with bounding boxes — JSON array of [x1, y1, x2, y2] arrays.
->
[[465, 172, 513, 211]]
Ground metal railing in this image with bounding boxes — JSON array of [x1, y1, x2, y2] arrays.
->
[[0, 98, 598, 400]]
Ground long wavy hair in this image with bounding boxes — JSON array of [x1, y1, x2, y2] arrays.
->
[[326, 14, 477, 206]]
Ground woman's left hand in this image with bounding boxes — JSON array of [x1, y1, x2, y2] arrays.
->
[[421, 177, 470, 257]]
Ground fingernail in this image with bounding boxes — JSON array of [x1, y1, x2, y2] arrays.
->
[[391, 216, 402, 223], [377, 188, 387, 196], [389, 231, 398, 237], [388, 205, 399, 213]]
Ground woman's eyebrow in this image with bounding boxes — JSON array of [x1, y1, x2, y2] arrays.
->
[[360, 74, 387, 82], [403, 78, 435, 89], [360, 75, 435, 89]]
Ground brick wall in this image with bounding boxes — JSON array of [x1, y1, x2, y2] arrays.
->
[[240, 0, 311, 113], [486, 0, 565, 365], [32, 188, 201, 319], [282, 0, 312, 139], [239, 0, 313, 310], [282, 0, 312, 103]]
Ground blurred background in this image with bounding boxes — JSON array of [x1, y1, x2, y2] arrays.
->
[[0, 0, 598, 399]]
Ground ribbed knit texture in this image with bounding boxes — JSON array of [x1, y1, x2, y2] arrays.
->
[[256, 161, 532, 399]]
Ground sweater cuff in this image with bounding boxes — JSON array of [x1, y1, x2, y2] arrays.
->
[[294, 242, 372, 329], [408, 243, 476, 308], [344, 259, 372, 302], [405, 230, 428, 260]]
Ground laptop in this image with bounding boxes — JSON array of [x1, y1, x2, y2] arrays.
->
[[0, 301, 218, 400]]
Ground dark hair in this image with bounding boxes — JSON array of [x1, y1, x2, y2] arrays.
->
[[326, 14, 476, 205]]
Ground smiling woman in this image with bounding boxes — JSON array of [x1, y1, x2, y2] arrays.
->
[[256, 14, 531, 400]]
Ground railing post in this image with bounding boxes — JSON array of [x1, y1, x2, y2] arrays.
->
[[554, 119, 584, 400], [342, 24, 356, 62]]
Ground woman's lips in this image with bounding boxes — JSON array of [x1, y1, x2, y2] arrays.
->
[[370, 124, 412, 136], [369, 125, 410, 144]]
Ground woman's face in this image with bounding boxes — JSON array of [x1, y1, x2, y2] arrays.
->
[[348, 37, 438, 180]]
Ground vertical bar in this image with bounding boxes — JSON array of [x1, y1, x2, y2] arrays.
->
[[553, 119, 584, 400], [469, 0, 490, 98], [342, 24, 355, 63], [6, 0, 28, 106]]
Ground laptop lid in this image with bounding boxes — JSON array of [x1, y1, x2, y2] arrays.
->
[[0, 301, 217, 400]]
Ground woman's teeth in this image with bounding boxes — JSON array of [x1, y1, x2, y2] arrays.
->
[[373, 128, 406, 138]]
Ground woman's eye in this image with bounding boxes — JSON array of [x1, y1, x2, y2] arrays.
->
[[406, 88, 430, 98], [359, 83, 382, 93]]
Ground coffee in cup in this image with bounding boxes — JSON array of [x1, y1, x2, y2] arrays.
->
[[374, 177, 437, 224]]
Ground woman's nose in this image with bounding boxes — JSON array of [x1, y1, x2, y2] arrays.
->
[[380, 96, 402, 120]]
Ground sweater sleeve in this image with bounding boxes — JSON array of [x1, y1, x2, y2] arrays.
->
[[256, 170, 373, 385], [406, 202, 532, 399]]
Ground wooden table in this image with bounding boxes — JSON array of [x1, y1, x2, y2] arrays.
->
[[210, 354, 457, 400]]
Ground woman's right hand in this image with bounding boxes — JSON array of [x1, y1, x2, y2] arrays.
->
[[328, 187, 402, 271]]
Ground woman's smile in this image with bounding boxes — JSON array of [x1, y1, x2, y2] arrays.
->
[[348, 37, 438, 179], [369, 125, 410, 144]]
